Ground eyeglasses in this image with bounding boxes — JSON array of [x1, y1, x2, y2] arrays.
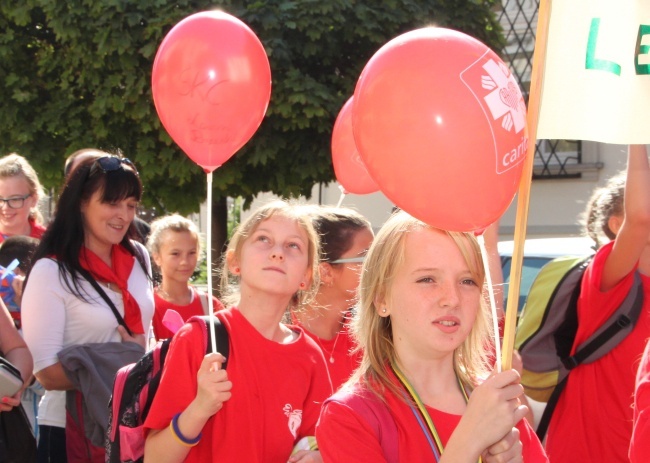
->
[[91, 156, 138, 176], [329, 256, 366, 264], [0, 194, 32, 209]]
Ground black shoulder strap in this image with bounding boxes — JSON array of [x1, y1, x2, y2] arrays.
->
[[78, 267, 133, 337], [536, 375, 568, 440], [539, 271, 645, 440], [198, 315, 230, 370], [562, 271, 644, 370]]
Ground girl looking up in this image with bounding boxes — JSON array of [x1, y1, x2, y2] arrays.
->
[[316, 210, 547, 462], [144, 200, 332, 463]]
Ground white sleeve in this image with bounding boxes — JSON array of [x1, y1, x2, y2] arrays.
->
[[21, 259, 66, 373]]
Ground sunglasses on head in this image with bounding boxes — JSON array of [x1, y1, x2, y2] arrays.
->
[[91, 156, 138, 176]]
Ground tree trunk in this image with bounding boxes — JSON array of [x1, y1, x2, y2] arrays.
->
[[210, 196, 228, 298]]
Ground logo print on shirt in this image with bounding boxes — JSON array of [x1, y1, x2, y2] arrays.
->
[[283, 404, 303, 439]]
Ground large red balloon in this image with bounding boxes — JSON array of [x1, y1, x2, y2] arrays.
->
[[332, 98, 379, 195], [152, 11, 271, 173], [352, 28, 528, 232]]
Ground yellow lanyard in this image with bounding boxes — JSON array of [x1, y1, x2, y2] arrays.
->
[[391, 361, 481, 462]]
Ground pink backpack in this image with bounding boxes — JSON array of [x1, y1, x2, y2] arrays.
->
[[105, 316, 229, 463], [324, 387, 398, 462]]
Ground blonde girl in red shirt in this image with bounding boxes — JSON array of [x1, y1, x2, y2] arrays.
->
[[144, 200, 331, 463], [147, 214, 223, 340], [316, 210, 548, 462]]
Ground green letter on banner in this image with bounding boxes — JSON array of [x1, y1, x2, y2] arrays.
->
[[586, 18, 621, 76], [635, 24, 650, 75]]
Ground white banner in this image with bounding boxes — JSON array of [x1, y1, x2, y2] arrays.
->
[[537, 1, 650, 143]]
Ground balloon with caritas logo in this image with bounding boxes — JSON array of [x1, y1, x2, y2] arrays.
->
[[352, 27, 528, 232]]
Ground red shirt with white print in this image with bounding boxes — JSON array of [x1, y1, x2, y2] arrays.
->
[[144, 306, 332, 463]]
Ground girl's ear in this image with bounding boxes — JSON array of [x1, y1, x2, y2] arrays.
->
[[608, 214, 624, 237], [226, 250, 240, 274], [319, 262, 335, 286], [374, 294, 389, 317], [152, 252, 163, 269], [301, 267, 313, 289], [26, 194, 37, 210], [80, 198, 89, 215]]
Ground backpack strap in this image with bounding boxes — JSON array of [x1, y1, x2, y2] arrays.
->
[[198, 290, 209, 316], [326, 388, 399, 463], [78, 267, 133, 337], [562, 271, 644, 369], [537, 271, 644, 441], [535, 375, 567, 441], [192, 315, 230, 370]]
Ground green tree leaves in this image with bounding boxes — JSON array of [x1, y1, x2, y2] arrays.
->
[[0, 0, 502, 213]]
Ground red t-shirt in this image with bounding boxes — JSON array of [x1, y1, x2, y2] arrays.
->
[[630, 339, 650, 462], [316, 376, 548, 462], [29, 221, 45, 239], [144, 306, 333, 463], [546, 242, 650, 462], [0, 218, 45, 243], [151, 286, 224, 339], [297, 314, 362, 392]]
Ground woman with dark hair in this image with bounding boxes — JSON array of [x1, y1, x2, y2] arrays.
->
[[292, 206, 373, 392], [21, 153, 154, 463]]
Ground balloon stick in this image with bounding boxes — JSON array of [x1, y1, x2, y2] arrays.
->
[[501, 0, 552, 370], [478, 234, 502, 373], [206, 172, 217, 354], [336, 185, 346, 208]]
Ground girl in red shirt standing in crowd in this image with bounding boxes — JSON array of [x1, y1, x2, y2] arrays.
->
[[0, 153, 46, 330], [0, 153, 46, 242], [147, 214, 223, 340], [293, 206, 373, 391], [316, 210, 547, 462], [144, 200, 332, 463], [630, 338, 650, 462], [546, 145, 650, 462]]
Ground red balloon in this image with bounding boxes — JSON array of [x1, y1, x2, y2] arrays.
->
[[332, 98, 380, 195], [352, 28, 528, 232], [152, 11, 271, 173]]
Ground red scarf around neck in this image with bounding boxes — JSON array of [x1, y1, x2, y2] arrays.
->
[[79, 244, 144, 334]]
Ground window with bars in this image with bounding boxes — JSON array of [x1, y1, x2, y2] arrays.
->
[[496, 0, 601, 179]]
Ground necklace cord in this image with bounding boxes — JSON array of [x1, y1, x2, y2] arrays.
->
[[314, 329, 342, 363], [390, 361, 481, 463]]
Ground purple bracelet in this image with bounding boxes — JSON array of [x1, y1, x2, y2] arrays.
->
[[170, 413, 202, 446]]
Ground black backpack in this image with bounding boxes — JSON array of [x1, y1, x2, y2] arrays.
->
[[105, 315, 229, 463]]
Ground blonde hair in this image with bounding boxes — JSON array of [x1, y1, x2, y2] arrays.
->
[[0, 153, 45, 223], [147, 214, 201, 257], [350, 210, 493, 398], [219, 200, 320, 309]]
